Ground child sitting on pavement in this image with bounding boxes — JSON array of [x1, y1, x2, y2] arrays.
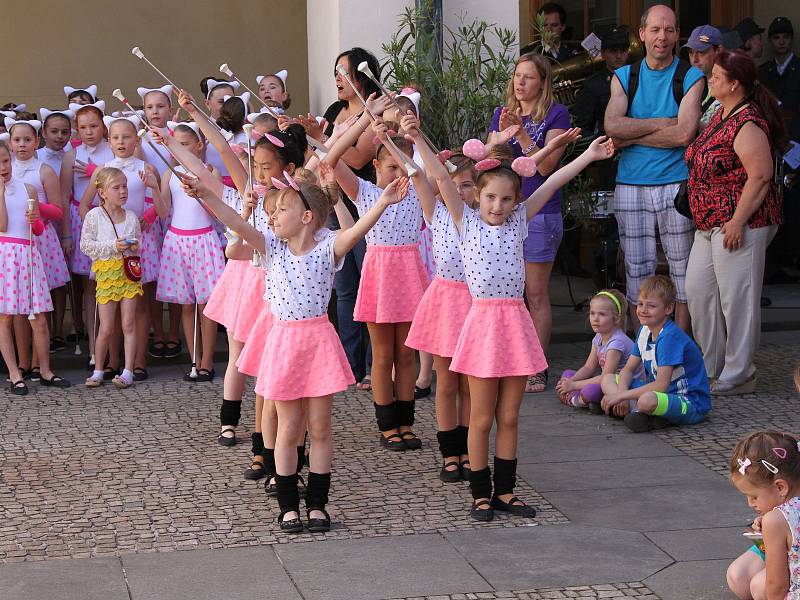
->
[[600, 275, 710, 433]]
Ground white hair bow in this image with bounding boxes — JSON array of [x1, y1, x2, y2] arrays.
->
[[64, 84, 98, 99]]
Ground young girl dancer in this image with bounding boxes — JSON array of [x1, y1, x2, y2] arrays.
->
[[256, 70, 290, 109], [326, 94, 433, 451], [727, 431, 800, 599], [0, 140, 71, 393], [80, 167, 143, 388], [555, 289, 640, 412], [412, 123, 612, 520], [60, 102, 114, 368], [188, 161, 408, 533]]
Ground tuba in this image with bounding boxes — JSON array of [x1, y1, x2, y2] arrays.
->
[[551, 30, 644, 106]]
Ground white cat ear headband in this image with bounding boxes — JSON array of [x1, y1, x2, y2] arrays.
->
[[222, 92, 251, 108], [205, 79, 240, 99], [64, 84, 98, 99], [40, 108, 76, 121], [167, 120, 201, 137], [69, 100, 106, 115], [103, 115, 141, 130], [462, 139, 537, 176], [397, 87, 421, 115], [137, 85, 173, 104], [256, 70, 288, 87], [247, 106, 283, 123], [4, 117, 42, 133]]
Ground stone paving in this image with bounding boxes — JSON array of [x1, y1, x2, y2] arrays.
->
[[389, 583, 661, 599]]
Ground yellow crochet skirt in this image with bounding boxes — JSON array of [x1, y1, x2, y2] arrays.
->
[[93, 258, 144, 305]]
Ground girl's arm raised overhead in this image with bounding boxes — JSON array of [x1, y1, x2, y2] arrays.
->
[[319, 161, 354, 230], [333, 176, 408, 260], [524, 136, 614, 222], [153, 127, 224, 201]]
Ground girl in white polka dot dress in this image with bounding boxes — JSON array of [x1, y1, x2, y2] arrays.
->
[[187, 166, 410, 534], [326, 94, 436, 452], [410, 123, 613, 522]]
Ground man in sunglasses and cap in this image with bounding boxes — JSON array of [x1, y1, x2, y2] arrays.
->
[[759, 16, 800, 123]]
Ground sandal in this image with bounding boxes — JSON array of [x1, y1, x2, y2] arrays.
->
[[133, 368, 148, 382], [29, 367, 41, 383], [244, 458, 267, 480], [217, 426, 237, 447], [148, 340, 166, 358], [356, 375, 372, 391], [195, 368, 215, 382], [400, 430, 422, 450], [439, 460, 461, 483], [470, 499, 494, 522], [525, 369, 548, 393], [163, 340, 182, 358], [112, 375, 133, 389], [379, 432, 406, 451], [278, 511, 304, 534], [40, 374, 71, 388], [9, 380, 28, 396], [491, 495, 537, 518], [306, 508, 331, 533], [85, 376, 103, 388]]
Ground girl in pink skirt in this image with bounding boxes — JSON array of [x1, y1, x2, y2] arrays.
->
[[78, 115, 161, 382], [188, 165, 408, 533], [0, 140, 71, 394], [326, 94, 435, 452], [412, 127, 614, 522], [155, 122, 225, 381]]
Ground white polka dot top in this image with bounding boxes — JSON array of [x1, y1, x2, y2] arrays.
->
[[459, 204, 528, 298], [262, 227, 344, 321], [168, 167, 213, 230], [356, 178, 422, 246], [427, 200, 465, 283], [221, 184, 269, 234]]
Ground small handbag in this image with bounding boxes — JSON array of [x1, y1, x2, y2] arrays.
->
[[101, 206, 142, 282]]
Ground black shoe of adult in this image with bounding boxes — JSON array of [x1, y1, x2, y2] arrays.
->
[[133, 368, 148, 382], [491, 496, 537, 518], [379, 433, 406, 451], [163, 340, 182, 358], [148, 340, 165, 359], [469, 499, 494, 522], [278, 512, 304, 534], [439, 460, 461, 483], [307, 508, 331, 533], [217, 427, 237, 446], [624, 412, 655, 433], [102, 368, 118, 381], [414, 385, 431, 399], [39, 374, 71, 388], [400, 430, 422, 450], [50, 336, 68, 353]]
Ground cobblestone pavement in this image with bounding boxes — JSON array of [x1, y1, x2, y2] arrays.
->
[[389, 582, 660, 599]]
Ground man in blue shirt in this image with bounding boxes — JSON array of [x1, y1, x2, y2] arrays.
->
[[604, 4, 705, 334]]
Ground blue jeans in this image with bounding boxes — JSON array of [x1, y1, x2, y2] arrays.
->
[[335, 239, 371, 382]]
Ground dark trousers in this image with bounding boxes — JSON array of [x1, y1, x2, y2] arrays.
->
[[334, 239, 371, 382]]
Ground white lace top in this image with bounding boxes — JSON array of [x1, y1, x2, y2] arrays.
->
[[80, 207, 141, 260]]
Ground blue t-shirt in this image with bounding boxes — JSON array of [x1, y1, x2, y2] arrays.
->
[[614, 58, 704, 185], [631, 319, 710, 413]]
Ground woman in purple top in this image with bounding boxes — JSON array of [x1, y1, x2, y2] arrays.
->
[[488, 53, 571, 393]]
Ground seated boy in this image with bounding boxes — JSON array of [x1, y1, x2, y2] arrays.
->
[[600, 275, 710, 433]]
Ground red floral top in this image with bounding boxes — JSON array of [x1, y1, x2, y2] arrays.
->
[[685, 105, 782, 230]]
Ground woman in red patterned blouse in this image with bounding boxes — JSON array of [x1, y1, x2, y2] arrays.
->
[[685, 49, 787, 396]]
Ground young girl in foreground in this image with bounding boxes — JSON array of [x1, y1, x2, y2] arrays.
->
[[412, 120, 612, 520], [80, 167, 143, 388], [727, 430, 800, 599], [555, 289, 639, 412], [188, 164, 408, 533]]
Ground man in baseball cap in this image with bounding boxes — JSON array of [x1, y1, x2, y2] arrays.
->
[[759, 17, 800, 122], [683, 26, 723, 126], [734, 17, 765, 59]]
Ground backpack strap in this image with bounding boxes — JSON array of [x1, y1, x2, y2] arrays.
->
[[672, 59, 692, 106], [625, 59, 643, 117]]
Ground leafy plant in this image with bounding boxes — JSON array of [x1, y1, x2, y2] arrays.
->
[[380, 2, 517, 150]]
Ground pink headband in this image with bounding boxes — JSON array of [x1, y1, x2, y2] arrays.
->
[[270, 177, 287, 190], [462, 138, 537, 177], [264, 132, 284, 147]]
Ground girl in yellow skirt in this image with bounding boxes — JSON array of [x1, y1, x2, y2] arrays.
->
[[79, 167, 143, 388]]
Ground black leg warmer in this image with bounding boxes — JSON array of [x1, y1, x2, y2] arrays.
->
[[456, 425, 469, 456], [251, 432, 265, 457], [436, 428, 460, 458], [395, 399, 416, 427], [374, 402, 397, 432], [219, 399, 242, 427], [469, 466, 493, 500], [275, 473, 300, 515], [493, 457, 518, 497], [262, 448, 276, 477], [305, 471, 331, 511]]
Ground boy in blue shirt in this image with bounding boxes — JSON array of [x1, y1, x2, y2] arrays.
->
[[601, 275, 710, 432]]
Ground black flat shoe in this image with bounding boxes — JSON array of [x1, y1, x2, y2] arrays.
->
[[414, 385, 431, 399], [470, 499, 494, 522], [491, 496, 537, 518], [39, 374, 71, 388], [195, 368, 215, 382], [148, 340, 165, 359], [439, 460, 461, 483], [264, 476, 277, 496], [29, 368, 41, 382], [306, 508, 331, 533], [133, 368, 148, 382], [278, 512, 304, 534], [379, 433, 406, 451], [217, 426, 237, 446], [163, 340, 182, 358], [400, 431, 422, 450], [624, 412, 655, 433], [102, 368, 119, 381], [6, 368, 30, 383], [9, 380, 28, 396], [244, 458, 267, 480], [459, 459, 471, 481]]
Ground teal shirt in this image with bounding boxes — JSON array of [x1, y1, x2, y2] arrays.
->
[[614, 58, 704, 185]]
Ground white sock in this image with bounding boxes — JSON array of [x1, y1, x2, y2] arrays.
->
[[120, 369, 133, 384], [90, 370, 104, 381]]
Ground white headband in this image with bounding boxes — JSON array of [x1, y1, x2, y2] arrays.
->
[[246, 106, 284, 124], [40, 107, 76, 121], [103, 115, 140, 130], [4, 117, 42, 133], [222, 92, 251, 108], [64, 84, 98, 99], [167, 120, 201, 136], [205, 79, 240, 99], [137, 85, 173, 104], [69, 100, 106, 115], [10, 104, 27, 113], [256, 69, 288, 86]]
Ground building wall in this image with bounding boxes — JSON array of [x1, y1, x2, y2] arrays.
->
[[754, 1, 800, 59], [0, 1, 309, 115]]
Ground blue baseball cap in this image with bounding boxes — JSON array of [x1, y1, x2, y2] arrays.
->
[[683, 25, 723, 51]]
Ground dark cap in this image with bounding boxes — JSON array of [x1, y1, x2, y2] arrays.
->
[[601, 27, 630, 50], [734, 17, 765, 44], [682, 25, 723, 51], [769, 17, 794, 38]]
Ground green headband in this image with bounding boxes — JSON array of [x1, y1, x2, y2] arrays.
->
[[596, 291, 622, 315]]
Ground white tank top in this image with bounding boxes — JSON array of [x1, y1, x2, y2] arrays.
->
[[204, 131, 247, 179], [139, 131, 167, 171], [13, 157, 46, 202], [0, 178, 33, 239], [73, 141, 114, 206], [106, 156, 147, 217], [168, 167, 213, 230], [36, 147, 66, 179]]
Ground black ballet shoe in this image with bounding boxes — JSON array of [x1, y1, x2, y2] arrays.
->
[[244, 458, 267, 481], [306, 508, 331, 533], [469, 499, 494, 522], [264, 476, 277, 496], [491, 496, 537, 518], [414, 385, 431, 399], [400, 431, 422, 450], [439, 460, 461, 483], [217, 426, 237, 446], [379, 433, 406, 451], [459, 459, 471, 481], [278, 512, 304, 534]]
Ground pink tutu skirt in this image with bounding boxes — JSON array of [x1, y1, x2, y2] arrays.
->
[[35, 222, 71, 289], [232, 263, 267, 343], [451, 298, 547, 379], [140, 218, 162, 284], [255, 315, 355, 401], [70, 202, 92, 275], [156, 226, 225, 304], [354, 244, 429, 323], [406, 277, 472, 358], [0, 238, 54, 315], [203, 258, 249, 330], [235, 302, 275, 377]]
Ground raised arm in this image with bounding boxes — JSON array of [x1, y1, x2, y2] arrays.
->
[[155, 127, 224, 200], [604, 76, 678, 140], [318, 161, 355, 230]]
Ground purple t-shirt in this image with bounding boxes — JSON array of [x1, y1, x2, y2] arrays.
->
[[488, 103, 571, 214], [592, 329, 644, 379]]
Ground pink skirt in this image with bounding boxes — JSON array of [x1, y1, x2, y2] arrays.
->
[[0, 238, 54, 315], [70, 202, 93, 275], [203, 258, 249, 330], [354, 244, 429, 323], [255, 315, 354, 400], [450, 298, 547, 378], [156, 227, 225, 304], [35, 222, 71, 289], [235, 302, 275, 377], [405, 276, 472, 358], [232, 262, 266, 344], [140, 219, 162, 284]]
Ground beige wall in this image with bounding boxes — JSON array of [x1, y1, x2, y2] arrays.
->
[[0, 0, 309, 116]]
